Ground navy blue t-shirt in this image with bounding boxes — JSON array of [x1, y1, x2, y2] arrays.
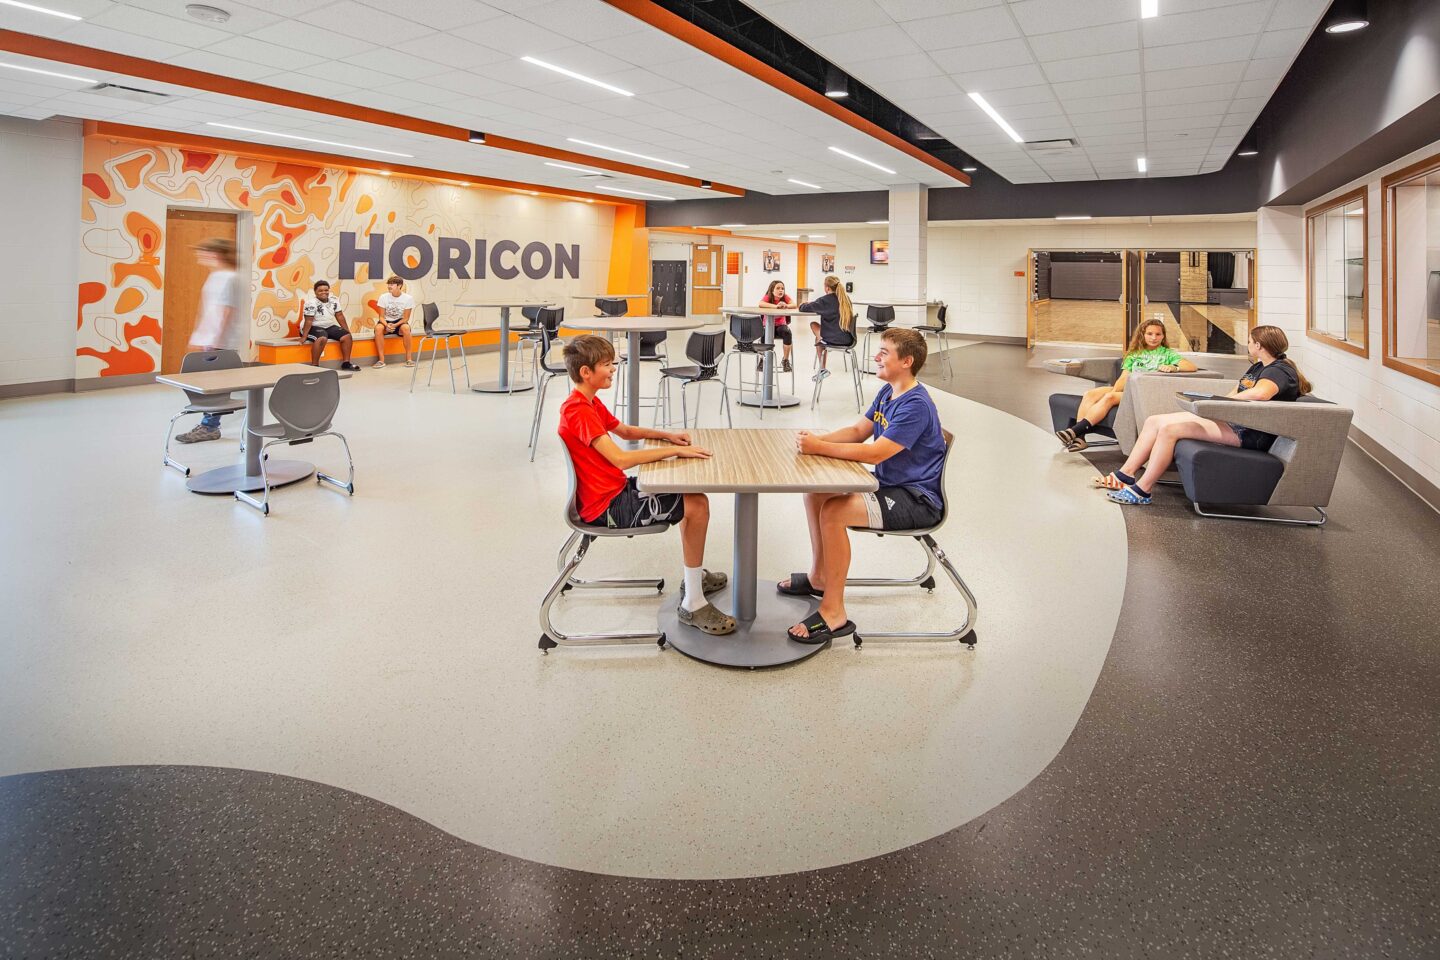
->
[[864, 383, 946, 508]]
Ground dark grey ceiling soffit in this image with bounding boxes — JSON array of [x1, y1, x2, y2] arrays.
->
[[645, 163, 1259, 227], [650, 0, 981, 174], [1254, 0, 1440, 207]]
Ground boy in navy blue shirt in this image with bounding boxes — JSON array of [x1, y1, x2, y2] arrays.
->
[[779, 328, 946, 644]]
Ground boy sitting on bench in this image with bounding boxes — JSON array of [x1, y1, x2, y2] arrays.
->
[[557, 335, 736, 636]]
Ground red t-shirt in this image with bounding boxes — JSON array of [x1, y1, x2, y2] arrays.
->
[[558, 389, 626, 522], [760, 293, 794, 325]]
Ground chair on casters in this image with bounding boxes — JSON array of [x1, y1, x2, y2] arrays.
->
[[235, 370, 354, 516], [657, 330, 731, 429], [846, 429, 978, 646], [410, 302, 475, 393], [811, 322, 863, 412], [538, 449, 670, 651], [163, 349, 247, 476], [720, 313, 772, 417], [913, 302, 953, 377], [526, 307, 568, 462], [860, 305, 895, 374]]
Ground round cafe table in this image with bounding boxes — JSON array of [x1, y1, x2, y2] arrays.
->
[[563, 315, 703, 426], [454, 301, 554, 393], [719, 306, 814, 409]]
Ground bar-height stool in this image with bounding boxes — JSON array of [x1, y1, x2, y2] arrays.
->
[[845, 430, 978, 645], [526, 308, 568, 462], [811, 319, 863, 412], [538, 449, 670, 651], [914, 302, 953, 377], [410, 302, 475, 393], [859, 305, 895, 374], [511, 305, 545, 390], [720, 313, 771, 417], [235, 370, 355, 516], [657, 330, 732, 429], [163, 349, 247, 476]]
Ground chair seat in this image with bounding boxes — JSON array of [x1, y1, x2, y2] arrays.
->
[[183, 398, 245, 414], [913, 324, 943, 333], [1174, 440, 1284, 506], [848, 523, 938, 537], [819, 340, 856, 349], [660, 365, 718, 382], [567, 514, 672, 537], [420, 327, 477, 337], [247, 423, 290, 439]]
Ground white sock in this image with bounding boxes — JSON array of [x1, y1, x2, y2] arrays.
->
[[682, 566, 706, 612]]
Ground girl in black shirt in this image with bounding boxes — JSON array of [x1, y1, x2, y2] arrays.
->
[[1098, 325, 1311, 505], [799, 275, 856, 382]]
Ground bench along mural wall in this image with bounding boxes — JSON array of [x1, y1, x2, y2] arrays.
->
[[77, 135, 616, 378]]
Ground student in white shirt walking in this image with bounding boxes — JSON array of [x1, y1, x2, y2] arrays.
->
[[373, 275, 415, 368], [176, 237, 243, 444]]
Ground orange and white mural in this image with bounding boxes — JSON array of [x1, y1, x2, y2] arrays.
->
[[78, 137, 616, 377]]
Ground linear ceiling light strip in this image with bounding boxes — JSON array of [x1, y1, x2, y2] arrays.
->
[[0, 28, 744, 197]]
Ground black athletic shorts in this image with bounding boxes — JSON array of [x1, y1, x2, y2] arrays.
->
[[602, 477, 685, 529], [772, 324, 793, 345], [304, 324, 347, 342], [1230, 424, 1277, 451], [861, 485, 942, 531]]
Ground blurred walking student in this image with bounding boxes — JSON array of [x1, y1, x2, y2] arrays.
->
[[175, 237, 243, 445], [799, 275, 856, 381]]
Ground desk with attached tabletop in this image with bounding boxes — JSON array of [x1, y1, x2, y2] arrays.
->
[[155, 363, 353, 494], [454, 301, 554, 393], [639, 428, 876, 668], [719, 305, 815, 409], [562, 315, 703, 426]]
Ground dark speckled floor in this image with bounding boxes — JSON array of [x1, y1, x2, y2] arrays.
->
[[2, 344, 1437, 959]]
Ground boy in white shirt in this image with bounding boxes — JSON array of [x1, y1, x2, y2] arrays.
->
[[302, 280, 358, 371], [176, 237, 243, 444], [373, 275, 415, 368]]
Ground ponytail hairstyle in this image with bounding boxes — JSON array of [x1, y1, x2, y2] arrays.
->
[[1250, 324, 1311, 395], [825, 275, 855, 333], [1124, 318, 1169, 357], [764, 279, 787, 304]]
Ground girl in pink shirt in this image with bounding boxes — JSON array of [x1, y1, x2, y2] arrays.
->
[[759, 280, 795, 372]]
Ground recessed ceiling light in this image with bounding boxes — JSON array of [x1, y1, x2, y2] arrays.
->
[[968, 92, 1024, 143], [544, 160, 607, 175], [828, 146, 896, 175], [1324, 0, 1368, 33], [0, 61, 95, 82], [521, 56, 634, 97], [0, 0, 81, 21], [185, 4, 230, 23], [468, 131, 486, 144], [599, 187, 676, 201], [206, 123, 413, 158], [566, 138, 689, 169], [824, 66, 848, 99], [1137, 157, 1147, 173], [1056, 215, 1091, 221], [787, 178, 822, 189], [961, 164, 978, 172], [1140, 0, 1158, 18]]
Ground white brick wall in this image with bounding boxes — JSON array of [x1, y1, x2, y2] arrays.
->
[[0, 116, 81, 387]]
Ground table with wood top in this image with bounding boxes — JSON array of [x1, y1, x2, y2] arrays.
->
[[155, 363, 353, 495], [562, 315, 704, 427], [453, 301, 554, 393], [639, 428, 877, 668], [719, 305, 815, 409]]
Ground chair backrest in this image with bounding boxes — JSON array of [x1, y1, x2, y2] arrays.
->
[[595, 297, 628, 318], [268, 370, 341, 439], [935, 303, 948, 330], [520, 306, 542, 327], [728, 313, 763, 344], [537, 306, 565, 333], [421, 301, 441, 334], [686, 331, 726, 369], [866, 304, 895, 326], [936, 428, 955, 527], [181, 349, 243, 374], [537, 307, 569, 375]]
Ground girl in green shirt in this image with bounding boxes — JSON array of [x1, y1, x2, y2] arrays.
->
[[1055, 319, 1196, 451]]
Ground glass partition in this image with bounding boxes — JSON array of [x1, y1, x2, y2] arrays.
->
[[1306, 188, 1368, 356], [1029, 250, 1126, 347], [1383, 156, 1440, 385], [1141, 250, 1255, 355]]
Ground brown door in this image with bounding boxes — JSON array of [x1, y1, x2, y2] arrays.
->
[[691, 243, 724, 316], [161, 209, 238, 374]]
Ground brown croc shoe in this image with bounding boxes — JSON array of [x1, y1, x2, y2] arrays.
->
[[677, 601, 737, 635]]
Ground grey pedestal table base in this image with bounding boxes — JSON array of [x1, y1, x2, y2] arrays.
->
[[659, 584, 827, 667], [737, 390, 800, 409], [187, 460, 314, 494]]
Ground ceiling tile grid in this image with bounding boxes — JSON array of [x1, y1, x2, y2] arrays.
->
[[747, 0, 1329, 183]]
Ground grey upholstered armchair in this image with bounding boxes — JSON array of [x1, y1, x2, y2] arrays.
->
[[1048, 355, 1248, 450]]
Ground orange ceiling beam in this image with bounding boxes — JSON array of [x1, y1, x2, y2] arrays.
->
[[600, 0, 971, 187], [0, 28, 746, 197]]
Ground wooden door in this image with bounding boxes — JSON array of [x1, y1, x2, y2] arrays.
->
[[161, 209, 238, 374], [691, 243, 724, 316]]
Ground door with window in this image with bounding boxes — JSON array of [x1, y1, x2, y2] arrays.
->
[[161, 208, 239, 374]]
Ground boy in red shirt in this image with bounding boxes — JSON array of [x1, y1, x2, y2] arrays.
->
[[557, 335, 736, 635]]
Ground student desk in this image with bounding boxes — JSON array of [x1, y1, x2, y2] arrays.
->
[[639, 428, 876, 668], [453, 300, 554, 393], [155, 363, 353, 495], [719, 305, 816, 409]]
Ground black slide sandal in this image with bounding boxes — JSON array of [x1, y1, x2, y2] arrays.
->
[[787, 612, 856, 645], [776, 573, 824, 598]]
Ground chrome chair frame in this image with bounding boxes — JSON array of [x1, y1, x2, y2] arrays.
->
[[235, 370, 355, 517], [410, 302, 474, 394], [162, 349, 246, 476], [811, 337, 863, 412], [526, 308, 568, 462]]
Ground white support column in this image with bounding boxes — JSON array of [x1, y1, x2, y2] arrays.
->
[[888, 184, 928, 325]]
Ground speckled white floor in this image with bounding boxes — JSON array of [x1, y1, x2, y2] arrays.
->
[[0, 334, 1126, 879]]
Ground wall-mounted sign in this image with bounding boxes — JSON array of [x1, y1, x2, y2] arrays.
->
[[339, 232, 581, 281], [696, 262, 708, 274]]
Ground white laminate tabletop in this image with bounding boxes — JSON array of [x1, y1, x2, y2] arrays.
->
[[851, 300, 936, 307], [156, 363, 353, 395], [455, 301, 555, 308], [719, 306, 817, 316], [563, 315, 706, 334], [637, 428, 877, 494]]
